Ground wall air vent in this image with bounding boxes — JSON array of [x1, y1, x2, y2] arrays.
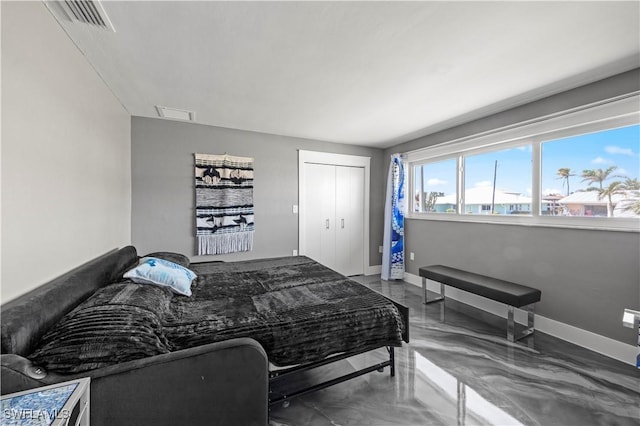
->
[[58, 0, 116, 32], [156, 106, 196, 122]]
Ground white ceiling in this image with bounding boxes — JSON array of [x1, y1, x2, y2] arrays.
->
[[46, 1, 639, 148]]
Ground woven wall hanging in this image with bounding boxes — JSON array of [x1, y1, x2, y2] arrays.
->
[[195, 153, 254, 255]]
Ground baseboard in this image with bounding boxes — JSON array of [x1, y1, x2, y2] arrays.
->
[[366, 264, 382, 276], [404, 272, 636, 366]]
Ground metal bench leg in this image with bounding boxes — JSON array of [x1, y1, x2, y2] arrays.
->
[[423, 277, 445, 304], [507, 304, 535, 342], [507, 306, 515, 342], [524, 304, 535, 339]]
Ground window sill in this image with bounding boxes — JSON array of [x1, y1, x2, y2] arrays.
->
[[406, 212, 640, 233]]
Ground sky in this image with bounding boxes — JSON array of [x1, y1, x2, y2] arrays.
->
[[540, 124, 639, 196], [419, 124, 640, 198]]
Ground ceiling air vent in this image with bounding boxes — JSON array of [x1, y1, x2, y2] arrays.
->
[[156, 106, 196, 122], [58, 0, 116, 32]]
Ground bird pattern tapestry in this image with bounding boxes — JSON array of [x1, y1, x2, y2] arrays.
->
[[195, 153, 254, 255]]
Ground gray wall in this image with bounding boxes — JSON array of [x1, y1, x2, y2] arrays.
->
[[404, 221, 639, 344], [385, 69, 640, 345], [131, 117, 385, 266], [1, 2, 131, 302]]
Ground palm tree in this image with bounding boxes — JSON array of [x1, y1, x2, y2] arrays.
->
[[585, 180, 626, 217], [620, 178, 640, 216], [556, 168, 575, 196], [624, 199, 640, 215], [621, 177, 640, 190], [580, 166, 622, 190]]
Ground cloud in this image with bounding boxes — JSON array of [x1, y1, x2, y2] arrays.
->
[[605, 145, 635, 156], [426, 178, 447, 186], [474, 180, 492, 188], [591, 156, 612, 164]]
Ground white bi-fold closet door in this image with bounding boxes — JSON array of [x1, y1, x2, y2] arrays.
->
[[299, 151, 370, 277]]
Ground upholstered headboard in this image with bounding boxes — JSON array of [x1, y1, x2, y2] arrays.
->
[[1, 246, 139, 356]]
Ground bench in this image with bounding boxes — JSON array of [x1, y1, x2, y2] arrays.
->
[[419, 265, 542, 342]]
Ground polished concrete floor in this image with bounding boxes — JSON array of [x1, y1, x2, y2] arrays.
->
[[269, 277, 640, 426]]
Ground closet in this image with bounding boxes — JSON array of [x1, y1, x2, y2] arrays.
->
[[299, 151, 369, 277]]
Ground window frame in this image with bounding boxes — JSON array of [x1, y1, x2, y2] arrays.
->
[[413, 156, 459, 214], [405, 93, 640, 232]]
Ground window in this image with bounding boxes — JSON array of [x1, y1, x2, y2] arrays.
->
[[413, 158, 457, 213], [406, 94, 640, 231], [540, 125, 640, 218], [464, 146, 532, 215]]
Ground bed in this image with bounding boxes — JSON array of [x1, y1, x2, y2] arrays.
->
[[184, 256, 410, 406], [18, 249, 409, 415]]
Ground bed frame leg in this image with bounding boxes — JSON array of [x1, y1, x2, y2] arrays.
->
[[387, 346, 395, 377]]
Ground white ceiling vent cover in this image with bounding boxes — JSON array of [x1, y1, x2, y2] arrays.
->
[[156, 106, 196, 122], [58, 0, 116, 32]]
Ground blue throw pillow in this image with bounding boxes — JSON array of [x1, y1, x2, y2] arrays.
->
[[124, 257, 197, 296], [143, 251, 191, 268]]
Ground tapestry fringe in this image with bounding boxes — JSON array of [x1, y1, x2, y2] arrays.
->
[[198, 231, 254, 255]]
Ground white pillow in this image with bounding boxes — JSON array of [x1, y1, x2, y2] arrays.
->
[[124, 257, 197, 296]]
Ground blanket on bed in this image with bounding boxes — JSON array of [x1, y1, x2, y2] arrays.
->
[[168, 256, 404, 366], [28, 283, 173, 373], [28, 256, 404, 373]]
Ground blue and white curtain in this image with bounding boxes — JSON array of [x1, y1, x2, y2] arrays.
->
[[381, 154, 406, 280]]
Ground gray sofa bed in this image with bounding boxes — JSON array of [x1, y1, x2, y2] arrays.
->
[[1, 246, 268, 425], [1, 246, 408, 425]]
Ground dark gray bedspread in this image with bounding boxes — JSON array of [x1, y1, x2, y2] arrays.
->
[[168, 256, 404, 366], [28, 256, 404, 372]]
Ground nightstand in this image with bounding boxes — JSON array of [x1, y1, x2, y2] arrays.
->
[[1, 378, 90, 426]]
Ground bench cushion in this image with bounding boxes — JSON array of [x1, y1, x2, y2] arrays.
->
[[419, 265, 541, 307]]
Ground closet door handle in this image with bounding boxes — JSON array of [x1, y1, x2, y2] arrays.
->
[[341, 218, 345, 229], [325, 219, 330, 229]]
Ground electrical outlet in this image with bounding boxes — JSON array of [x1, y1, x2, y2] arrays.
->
[[293, 249, 298, 256], [379, 246, 383, 253], [292, 205, 299, 214], [410, 252, 415, 261]]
